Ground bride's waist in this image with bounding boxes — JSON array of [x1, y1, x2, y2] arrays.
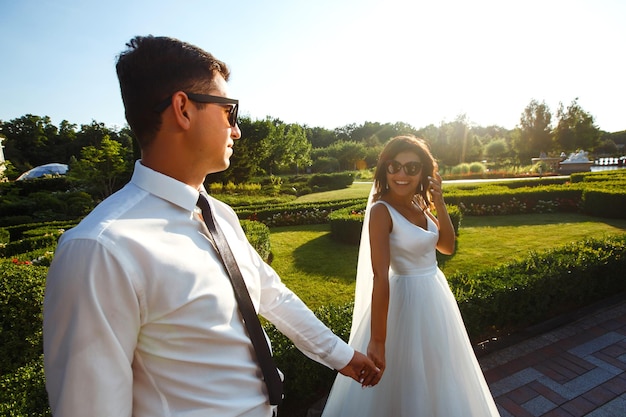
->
[[390, 265, 438, 278]]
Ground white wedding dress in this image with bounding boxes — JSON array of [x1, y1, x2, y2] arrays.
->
[[321, 199, 500, 417]]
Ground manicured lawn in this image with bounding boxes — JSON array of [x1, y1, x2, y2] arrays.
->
[[270, 213, 626, 310]]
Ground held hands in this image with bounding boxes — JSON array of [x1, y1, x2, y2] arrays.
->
[[366, 340, 386, 378], [338, 351, 382, 387]]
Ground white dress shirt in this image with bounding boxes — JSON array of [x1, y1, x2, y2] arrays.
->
[[43, 160, 354, 417]]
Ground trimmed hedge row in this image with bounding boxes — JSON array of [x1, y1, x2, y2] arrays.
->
[[449, 235, 626, 341], [328, 203, 463, 245], [235, 198, 367, 224], [582, 189, 626, 219], [0, 191, 94, 227]]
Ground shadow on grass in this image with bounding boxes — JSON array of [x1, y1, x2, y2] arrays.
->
[[290, 231, 359, 284]]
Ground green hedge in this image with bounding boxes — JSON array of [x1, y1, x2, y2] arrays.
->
[[235, 198, 367, 224], [0, 262, 47, 376], [581, 189, 626, 218], [329, 203, 463, 245], [328, 204, 365, 245], [449, 235, 626, 341], [0, 232, 63, 258], [264, 303, 353, 416], [241, 220, 271, 262], [0, 355, 50, 417], [307, 172, 354, 191]]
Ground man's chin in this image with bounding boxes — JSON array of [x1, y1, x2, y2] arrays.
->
[[206, 161, 231, 175]]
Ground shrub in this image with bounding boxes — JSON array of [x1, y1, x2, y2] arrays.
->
[[0, 355, 50, 417], [0, 261, 47, 376], [469, 162, 485, 173], [328, 204, 364, 244], [236, 199, 367, 226], [582, 189, 626, 219], [0, 231, 63, 258], [264, 303, 353, 416], [241, 220, 271, 263], [451, 163, 471, 175], [307, 172, 354, 191], [449, 235, 626, 341], [0, 228, 9, 245]]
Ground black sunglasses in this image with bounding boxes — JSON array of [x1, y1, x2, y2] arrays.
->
[[386, 160, 423, 176], [154, 92, 239, 127]]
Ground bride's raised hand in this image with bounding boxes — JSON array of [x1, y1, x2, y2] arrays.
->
[[428, 171, 445, 207]]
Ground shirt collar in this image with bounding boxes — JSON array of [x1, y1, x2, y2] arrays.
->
[[130, 160, 202, 212]]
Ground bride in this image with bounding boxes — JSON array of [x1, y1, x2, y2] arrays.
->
[[321, 135, 500, 416]]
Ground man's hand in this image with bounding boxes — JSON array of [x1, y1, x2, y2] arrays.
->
[[338, 351, 381, 387]]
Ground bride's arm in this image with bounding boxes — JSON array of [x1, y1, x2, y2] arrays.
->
[[429, 172, 455, 255], [367, 203, 392, 376]]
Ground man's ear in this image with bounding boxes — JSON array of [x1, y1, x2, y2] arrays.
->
[[170, 91, 192, 130]]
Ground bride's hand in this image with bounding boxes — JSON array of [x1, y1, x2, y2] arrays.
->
[[429, 172, 445, 206], [367, 340, 386, 379]]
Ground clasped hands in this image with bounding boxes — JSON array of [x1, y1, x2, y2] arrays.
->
[[339, 350, 382, 387]]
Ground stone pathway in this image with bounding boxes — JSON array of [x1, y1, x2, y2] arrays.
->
[[480, 299, 626, 416]]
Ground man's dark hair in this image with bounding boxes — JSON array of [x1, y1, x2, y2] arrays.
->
[[115, 35, 230, 148]]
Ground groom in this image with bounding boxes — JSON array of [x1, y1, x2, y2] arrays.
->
[[43, 35, 381, 417]]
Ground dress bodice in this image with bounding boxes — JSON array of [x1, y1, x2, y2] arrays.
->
[[375, 200, 439, 276]]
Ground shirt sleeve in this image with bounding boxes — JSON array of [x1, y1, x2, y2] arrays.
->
[[212, 199, 354, 372], [43, 238, 141, 417], [260, 276, 355, 371]]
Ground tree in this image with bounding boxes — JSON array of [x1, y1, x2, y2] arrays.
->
[[554, 98, 601, 153], [326, 140, 366, 171], [261, 118, 312, 175], [281, 124, 312, 174], [306, 126, 337, 148], [516, 99, 553, 164], [1, 114, 58, 172], [70, 136, 133, 199], [425, 115, 480, 167], [484, 139, 508, 166], [206, 116, 271, 184]]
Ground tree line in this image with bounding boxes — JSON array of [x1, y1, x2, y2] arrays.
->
[[1, 98, 624, 189]]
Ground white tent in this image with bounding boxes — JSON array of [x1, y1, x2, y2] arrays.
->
[[16, 163, 69, 181]]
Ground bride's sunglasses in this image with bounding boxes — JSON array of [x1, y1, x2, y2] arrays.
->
[[386, 160, 423, 176]]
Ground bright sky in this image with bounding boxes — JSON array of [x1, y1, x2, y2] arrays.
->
[[1, 0, 624, 133]]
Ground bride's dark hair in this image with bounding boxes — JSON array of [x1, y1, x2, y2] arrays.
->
[[372, 135, 438, 209]]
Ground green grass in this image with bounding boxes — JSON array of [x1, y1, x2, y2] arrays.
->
[[441, 213, 626, 275], [270, 213, 626, 310], [269, 224, 359, 307]]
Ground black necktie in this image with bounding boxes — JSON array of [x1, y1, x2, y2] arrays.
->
[[196, 193, 283, 406]]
